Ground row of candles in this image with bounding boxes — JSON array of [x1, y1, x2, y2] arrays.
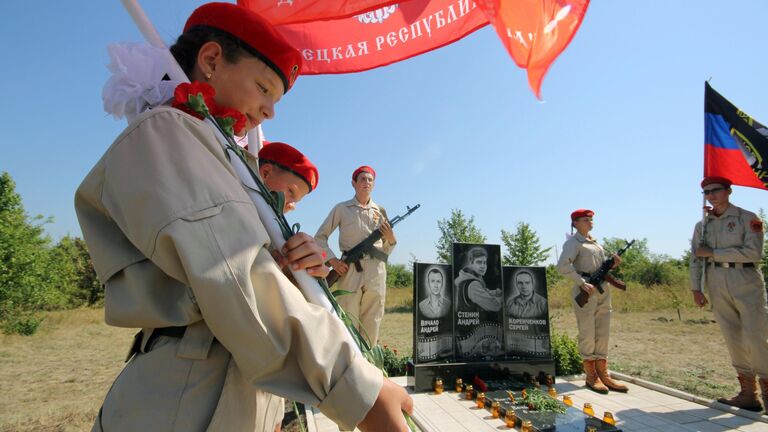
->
[[433, 377, 617, 431]]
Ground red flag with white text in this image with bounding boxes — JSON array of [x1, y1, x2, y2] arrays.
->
[[238, 0, 589, 97]]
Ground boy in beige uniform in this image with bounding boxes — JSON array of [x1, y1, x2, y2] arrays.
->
[[78, 4, 411, 431], [557, 209, 626, 394], [690, 176, 768, 413], [315, 166, 396, 346]]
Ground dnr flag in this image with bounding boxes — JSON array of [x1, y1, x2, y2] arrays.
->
[[705, 82, 768, 190]]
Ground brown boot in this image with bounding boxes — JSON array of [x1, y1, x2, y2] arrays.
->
[[583, 360, 609, 394], [595, 359, 628, 392], [717, 373, 762, 412], [759, 377, 768, 415]]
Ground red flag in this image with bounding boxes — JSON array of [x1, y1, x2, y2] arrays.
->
[[271, 1, 489, 74], [238, 0, 589, 97], [475, 0, 589, 98]]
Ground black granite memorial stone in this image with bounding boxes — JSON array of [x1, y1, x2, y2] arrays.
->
[[452, 243, 504, 361], [503, 266, 552, 359], [413, 263, 454, 362]]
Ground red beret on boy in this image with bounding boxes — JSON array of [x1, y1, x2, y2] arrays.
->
[[352, 166, 376, 181], [700, 176, 733, 188], [571, 209, 595, 221], [184, 2, 302, 93], [259, 142, 318, 192]]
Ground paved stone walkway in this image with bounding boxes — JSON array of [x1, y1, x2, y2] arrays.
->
[[308, 375, 768, 431]]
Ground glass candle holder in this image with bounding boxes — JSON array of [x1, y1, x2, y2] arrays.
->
[[521, 388, 528, 399], [547, 386, 557, 398], [603, 411, 616, 425], [504, 409, 516, 428], [546, 374, 554, 386], [476, 392, 485, 409], [583, 402, 595, 417], [562, 395, 573, 406], [506, 390, 515, 403], [521, 420, 533, 432], [586, 427, 597, 432], [455, 378, 463, 393], [433, 378, 444, 394], [464, 384, 474, 400], [491, 401, 501, 418]]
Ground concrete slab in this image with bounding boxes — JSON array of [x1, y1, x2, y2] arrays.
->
[[306, 374, 768, 431]]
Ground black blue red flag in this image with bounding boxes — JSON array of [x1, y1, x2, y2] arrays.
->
[[704, 82, 768, 190]]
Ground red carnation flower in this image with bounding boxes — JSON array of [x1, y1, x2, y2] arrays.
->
[[214, 106, 247, 137], [172, 81, 217, 119]]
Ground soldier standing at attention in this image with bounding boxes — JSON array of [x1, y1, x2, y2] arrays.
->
[[76, 3, 411, 431], [556, 209, 627, 394], [690, 176, 768, 413], [315, 166, 396, 346]]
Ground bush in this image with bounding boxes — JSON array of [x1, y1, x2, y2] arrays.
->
[[0, 310, 42, 335], [369, 344, 409, 376], [386, 263, 412, 288], [551, 331, 582, 376]]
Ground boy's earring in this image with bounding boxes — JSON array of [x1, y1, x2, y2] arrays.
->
[[205, 72, 212, 80]]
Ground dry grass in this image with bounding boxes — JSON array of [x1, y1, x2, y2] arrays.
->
[[0, 284, 744, 431], [0, 308, 134, 432]]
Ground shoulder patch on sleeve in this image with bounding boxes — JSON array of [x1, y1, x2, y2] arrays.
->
[[750, 218, 764, 233]]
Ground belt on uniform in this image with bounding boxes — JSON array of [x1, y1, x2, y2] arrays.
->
[[127, 326, 187, 361], [578, 271, 594, 278], [709, 262, 756, 269]]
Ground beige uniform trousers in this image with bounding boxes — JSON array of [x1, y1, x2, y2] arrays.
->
[[336, 257, 387, 346], [572, 284, 611, 360], [690, 204, 768, 378], [706, 266, 768, 378], [557, 233, 612, 360]]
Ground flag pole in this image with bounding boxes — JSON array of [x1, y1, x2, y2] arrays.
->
[[699, 195, 708, 292]]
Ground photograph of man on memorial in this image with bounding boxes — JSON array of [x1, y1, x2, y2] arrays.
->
[[452, 243, 504, 360], [505, 268, 547, 319], [414, 263, 454, 362], [419, 266, 451, 319], [503, 266, 552, 359]]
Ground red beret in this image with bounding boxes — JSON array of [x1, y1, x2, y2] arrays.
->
[[701, 176, 732, 188], [571, 209, 594, 221], [184, 2, 302, 94], [352, 166, 376, 181], [259, 142, 318, 192]]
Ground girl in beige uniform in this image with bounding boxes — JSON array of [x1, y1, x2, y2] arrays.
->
[[77, 3, 411, 431], [556, 209, 627, 394]]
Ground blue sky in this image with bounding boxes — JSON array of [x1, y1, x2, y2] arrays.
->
[[1, 1, 767, 266]]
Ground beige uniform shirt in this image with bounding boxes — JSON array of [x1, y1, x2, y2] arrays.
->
[[690, 204, 764, 291], [75, 106, 381, 431], [315, 198, 395, 260], [556, 233, 606, 287]]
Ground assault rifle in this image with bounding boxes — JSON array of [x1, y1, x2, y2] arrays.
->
[[575, 239, 635, 308], [325, 204, 420, 287]]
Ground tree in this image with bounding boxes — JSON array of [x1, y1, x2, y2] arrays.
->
[[435, 209, 486, 263], [0, 172, 61, 334], [49, 236, 103, 306], [500, 222, 551, 266]]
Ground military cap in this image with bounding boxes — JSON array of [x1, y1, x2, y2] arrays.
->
[[259, 142, 318, 192], [184, 2, 302, 93], [352, 166, 376, 181], [571, 209, 595, 221], [700, 176, 733, 188]]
